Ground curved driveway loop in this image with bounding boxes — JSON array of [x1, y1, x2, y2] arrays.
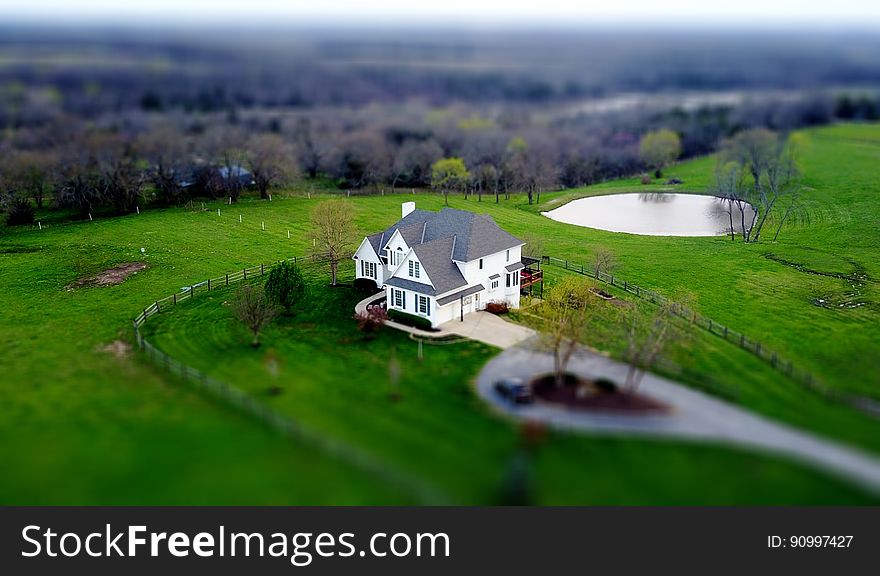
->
[[477, 338, 880, 495]]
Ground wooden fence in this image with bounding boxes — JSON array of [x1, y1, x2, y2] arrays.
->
[[132, 253, 445, 504], [544, 255, 827, 397]]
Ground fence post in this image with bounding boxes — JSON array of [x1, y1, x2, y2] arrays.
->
[[610, 275, 614, 286], [155, 300, 160, 313], [756, 342, 761, 355], [207, 279, 211, 291], [565, 260, 568, 269], [771, 352, 777, 367], [723, 326, 728, 339], [244, 269, 247, 280], [173, 293, 177, 305], [708, 319, 713, 332], [190, 286, 194, 299], [740, 334, 745, 347], [624, 280, 627, 291], [261, 264, 264, 275], [226, 274, 229, 286], [635, 286, 640, 296]]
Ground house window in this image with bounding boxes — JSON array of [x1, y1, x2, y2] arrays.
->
[[418, 295, 430, 315], [393, 289, 404, 308], [367, 262, 376, 278], [506, 249, 510, 262], [505, 273, 511, 288], [491, 279, 499, 290], [479, 258, 483, 270], [514, 271, 520, 286], [408, 260, 420, 278]]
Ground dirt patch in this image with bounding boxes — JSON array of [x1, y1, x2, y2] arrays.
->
[[97, 340, 132, 359], [68, 262, 147, 289], [531, 373, 669, 414]]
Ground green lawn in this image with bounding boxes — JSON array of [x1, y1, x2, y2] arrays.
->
[[1, 122, 878, 504]]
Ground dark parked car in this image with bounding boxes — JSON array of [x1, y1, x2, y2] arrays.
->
[[494, 378, 533, 405]]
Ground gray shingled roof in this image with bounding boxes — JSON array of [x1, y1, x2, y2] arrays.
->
[[366, 232, 384, 255], [385, 276, 436, 296], [505, 261, 525, 272], [367, 205, 523, 297], [377, 208, 522, 261], [436, 284, 486, 306], [411, 237, 468, 295], [379, 209, 434, 250]]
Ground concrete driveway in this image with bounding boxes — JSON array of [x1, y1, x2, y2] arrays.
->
[[441, 311, 536, 349], [477, 338, 880, 495]]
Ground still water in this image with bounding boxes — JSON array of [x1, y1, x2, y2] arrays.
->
[[543, 193, 756, 237]]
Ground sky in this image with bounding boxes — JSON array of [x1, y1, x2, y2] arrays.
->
[[2, 0, 879, 28]]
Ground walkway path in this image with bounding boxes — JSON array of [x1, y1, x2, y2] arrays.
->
[[477, 338, 880, 494]]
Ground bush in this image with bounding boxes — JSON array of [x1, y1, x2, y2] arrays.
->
[[5, 197, 35, 226], [264, 260, 306, 314], [486, 301, 509, 315], [640, 174, 652, 185], [665, 178, 684, 185], [353, 277, 380, 293], [354, 305, 388, 336], [387, 309, 434, 331]]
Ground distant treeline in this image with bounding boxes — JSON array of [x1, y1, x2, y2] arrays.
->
[[1, 28, 879, 224]]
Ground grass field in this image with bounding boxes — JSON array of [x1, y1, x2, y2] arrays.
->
[[1, 122, 878, 504]]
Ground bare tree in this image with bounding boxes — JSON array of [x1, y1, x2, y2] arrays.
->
[[719, 128, 803, 242], [4, 150, 56, 209], [137, 124, 190, 206], [294, 117, 329, 179], [593, 247, 616, 278], [539, 277, 598, 387], [246, 133, 296, 199], [309, 199, 356, 285], [232, 284, 278, 347], [622, 299, 686, 392]]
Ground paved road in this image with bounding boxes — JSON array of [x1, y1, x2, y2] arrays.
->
[[477, 338, 880, 495]]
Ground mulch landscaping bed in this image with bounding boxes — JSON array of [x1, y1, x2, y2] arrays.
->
[[531, 373, 669, 414]]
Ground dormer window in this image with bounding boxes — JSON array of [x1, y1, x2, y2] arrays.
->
[[408, 260, 420, 278]]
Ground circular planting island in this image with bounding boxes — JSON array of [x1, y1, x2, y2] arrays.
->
[[530, 373, 669, 414]]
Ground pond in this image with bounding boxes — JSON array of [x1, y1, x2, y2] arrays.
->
[[542, 193, 756, 237]]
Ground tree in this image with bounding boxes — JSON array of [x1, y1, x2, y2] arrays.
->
[[622, 298, 686, 392], [538, 277, 598, 387], [639, 129, 682, 178], [264, 260, 307, 314], [719, 129, 803, 242], [431, 157, 470, 206], [593, 247, 616, 278], [713, 160, 753, 241], [4, 150, 55, 209], [309, 199, 356, 285], [137, 125, 189, 206], [232, 284, 278, 347], [294, 117, 329, 179], [246, 134, 296, 200], [507, 135, 557, 205]]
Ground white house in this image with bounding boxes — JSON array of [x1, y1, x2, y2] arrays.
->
[[353, 202, 526, 327]]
